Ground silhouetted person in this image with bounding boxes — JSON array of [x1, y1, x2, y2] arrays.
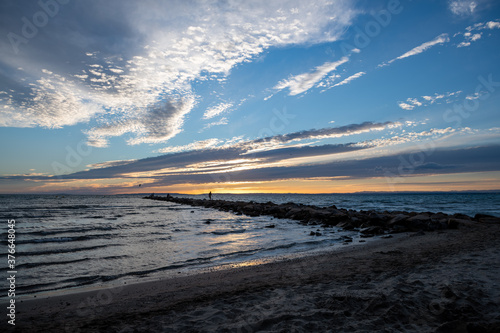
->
[[209, 191, 212, 200]]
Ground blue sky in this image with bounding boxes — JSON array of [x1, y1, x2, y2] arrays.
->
[[1, 0, 500, 194]]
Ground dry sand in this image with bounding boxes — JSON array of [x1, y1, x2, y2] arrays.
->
[[6, 221, 500, 332]]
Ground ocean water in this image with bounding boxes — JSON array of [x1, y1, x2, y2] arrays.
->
[[0, 193, 498, 298]]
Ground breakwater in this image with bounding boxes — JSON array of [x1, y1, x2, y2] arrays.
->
[[144, 195, 499, 235]]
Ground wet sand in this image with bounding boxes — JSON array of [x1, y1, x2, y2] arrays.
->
[[7, 220, 500, 332]]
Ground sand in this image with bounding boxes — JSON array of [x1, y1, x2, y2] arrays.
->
[[6, 220, 500, 332]]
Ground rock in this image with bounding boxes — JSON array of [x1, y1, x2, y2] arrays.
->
[[474, 213, 495, 219], [360, 226, 382, 235], [430, 212, 447, 221], [390, 225, 408, 233], [367, 212, 389, 226], [388, 214, 409, 226], [324, 210, 349, 224], [452, 213, 472, 220], [307, 219, 321, 225], [407, 214, 431, 222], [474, 213, 500, 224], [407, 214, 431, 230], [447, 218, 460, 229], [336, 221, 355, 230]]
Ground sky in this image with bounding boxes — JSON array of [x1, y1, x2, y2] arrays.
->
[[1, 0, 500, 194]]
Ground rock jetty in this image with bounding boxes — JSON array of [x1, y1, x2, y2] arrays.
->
[[144, 195, 499, 235]]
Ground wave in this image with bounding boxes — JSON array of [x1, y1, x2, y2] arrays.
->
[[21, 225, 116, 237], [15, 233, 117, 245], [206, 229, 246, 235], [21, 244, 121, 256], [17, 258, 90, 269], [17, 255, 130, 269]]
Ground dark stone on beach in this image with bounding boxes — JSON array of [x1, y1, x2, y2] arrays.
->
[[447, 218, 459, 229], [474, 213, 495, 220], [360, 226, 382, 235], [390, 225, 409, 233], [474, 213, 500, 224], [406, 214, 432, 230], [323, 212, 349, 226], [388, 214, 409, 226], [367, 212, 389, 226], [453, 213, 472, 221], [407, 214, 431, 222], [308, 219, 321, 225], [336, 221, 355, 230]]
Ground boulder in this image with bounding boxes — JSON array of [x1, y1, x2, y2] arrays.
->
[[407, 214, 431, 230], [474, 213, 500, 224], [367, 212, 389, 226], [360, 226, 383, 235], [388, 214, 409, 226]]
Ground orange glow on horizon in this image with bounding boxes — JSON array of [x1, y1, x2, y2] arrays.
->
[[2, 172, 499, 195], [115, 171, 500, 195]]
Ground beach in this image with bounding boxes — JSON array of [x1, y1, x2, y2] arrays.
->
[[9, 218, 500, 332]]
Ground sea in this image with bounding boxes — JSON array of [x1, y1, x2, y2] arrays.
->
[[1, 192, 499, 299]]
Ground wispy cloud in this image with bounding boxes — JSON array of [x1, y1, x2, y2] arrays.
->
[[398, 91, 462, 110], [274, 57, 349, 96], [158, 138, 223, 154], [388, 33, 450, 64], [159, 121, 397, 155], [324, 71, 366, 91], [202, 117, 229, 131], [203, 103, 233, 120]]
